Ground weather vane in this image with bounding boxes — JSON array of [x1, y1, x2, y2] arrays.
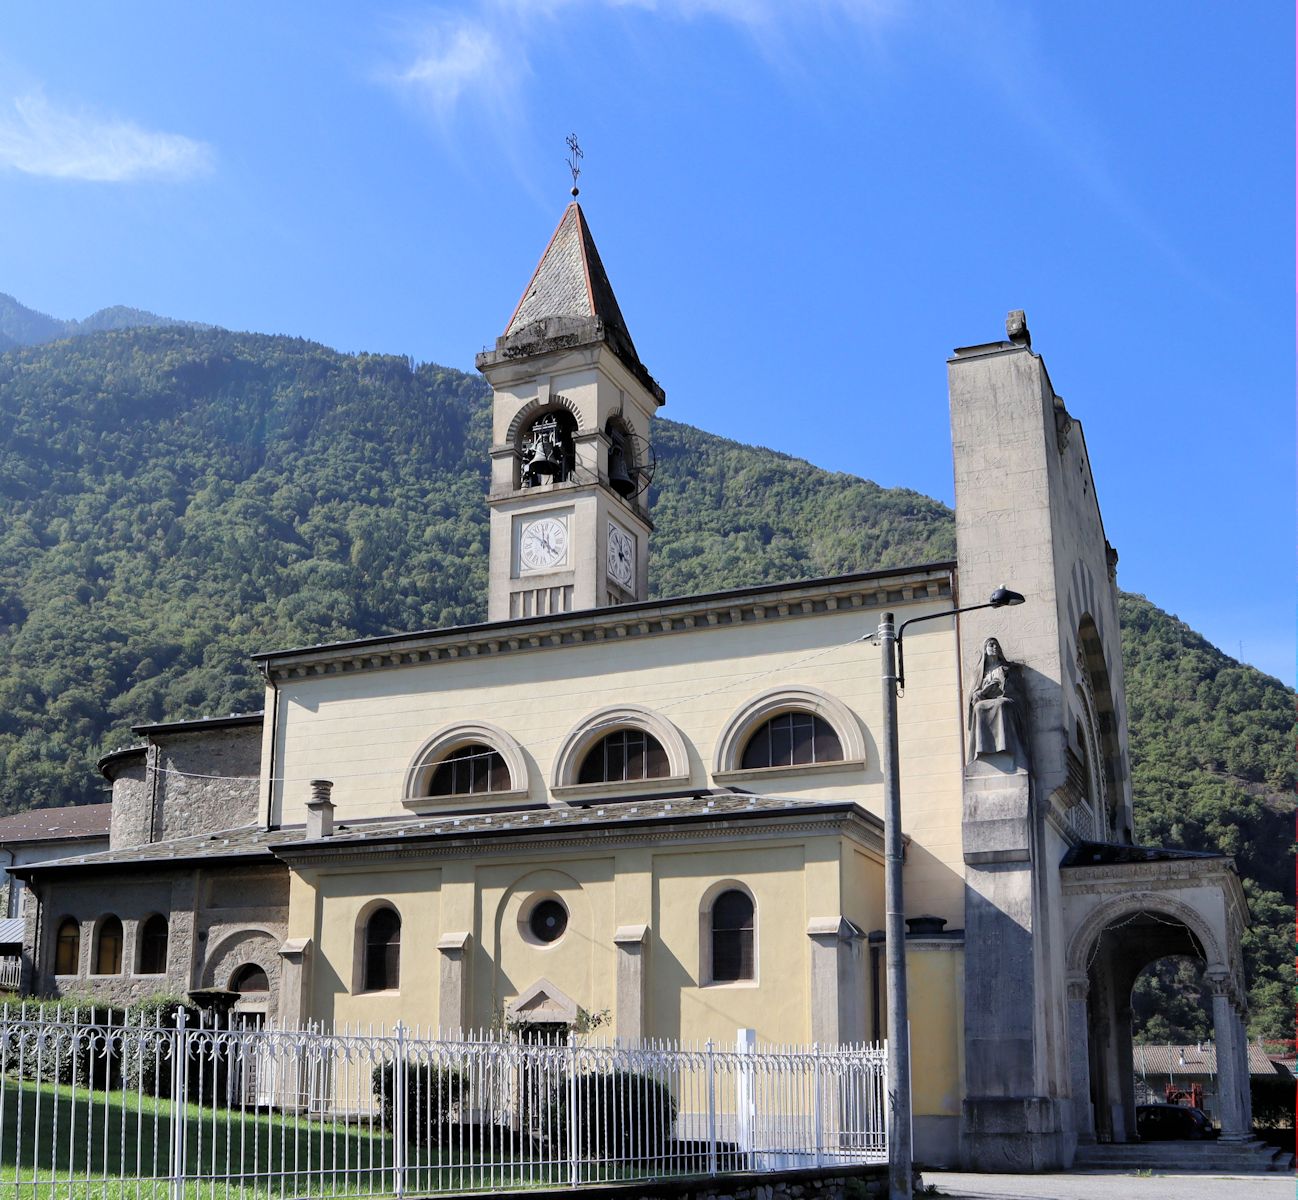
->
[[565, 134, 583, 198]]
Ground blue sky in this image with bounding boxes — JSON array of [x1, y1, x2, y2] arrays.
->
[[0, 3, 1292, 681]]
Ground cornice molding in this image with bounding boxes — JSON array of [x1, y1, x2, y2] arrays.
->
[[276, 808, 884, 869], [256, 569, 954, 682]]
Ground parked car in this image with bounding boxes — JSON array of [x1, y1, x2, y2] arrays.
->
[[1136, 1103, 1218, 1140]]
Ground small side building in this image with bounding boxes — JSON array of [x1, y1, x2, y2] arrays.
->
[[15, 713, 292, 1024]]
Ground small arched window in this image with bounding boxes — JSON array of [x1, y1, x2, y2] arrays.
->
[[138, 915, 169, 975], [94, 916, 123, 975], [577, 730, 669, 785], [55, 919, 80, 975], [231, 963, 269, 994], [364, 907, 401, 992], [710, 890, 755, 983], [429, 745, 510, 797], [740, 712, 842, 770]]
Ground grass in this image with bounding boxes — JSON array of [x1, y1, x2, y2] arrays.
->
[[0, 1078, 685, 1199]]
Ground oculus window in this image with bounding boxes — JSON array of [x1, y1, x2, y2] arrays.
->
[[710, 889, 755, 983], [364, 907, 402, 991], [740, 712, 842, 770], [577, 730, 668, 785], [528, 898, 568, 944], [429, 744, 510, 797]]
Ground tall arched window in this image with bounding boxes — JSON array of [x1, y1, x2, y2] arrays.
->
[[710, 890, 755, 983], [94, 916, 123, 975], [364, 907, 401, 992], [740, 712, 842, 770], [577, 730, 668, 785], [55, 918, 80, 975], [429, 745, 510, 797], [138, 915, 169, 975]]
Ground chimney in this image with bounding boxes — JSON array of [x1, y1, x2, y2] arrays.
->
[[306, 780, 335, 839]]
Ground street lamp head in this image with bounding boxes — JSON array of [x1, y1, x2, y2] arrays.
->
[[989, 586, 1026, 608]]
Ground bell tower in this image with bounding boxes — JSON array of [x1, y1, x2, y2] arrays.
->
[[477, 203, 665, 621]]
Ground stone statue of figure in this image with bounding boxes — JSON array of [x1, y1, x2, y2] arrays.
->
[[967, 637, 1029, 765]]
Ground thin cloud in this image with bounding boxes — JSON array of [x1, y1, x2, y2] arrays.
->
[[381, 16, 517, 125], [0, 93, 214, 183]]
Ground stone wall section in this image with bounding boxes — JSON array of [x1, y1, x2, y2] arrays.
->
[[949, 317, 1127, 1170], [153, 727, 261, 844], [28, 861, 287, 1006]]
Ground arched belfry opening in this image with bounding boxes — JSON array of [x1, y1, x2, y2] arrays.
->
[[1061, 851, 1253, 1150], [517, 409, 577, 488]]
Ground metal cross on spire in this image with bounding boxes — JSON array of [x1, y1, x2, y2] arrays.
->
[[565, 134, 583, 198]]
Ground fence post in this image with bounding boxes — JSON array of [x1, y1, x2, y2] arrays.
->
[[706, 1039, 718, 1176], [812, 1043, 824, 1168], [169, 1008, 188, 1200], [566, 1042, 580, 1187], [394, 1022, 408, 1198]]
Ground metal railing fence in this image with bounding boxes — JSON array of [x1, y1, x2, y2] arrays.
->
[[0, 957, 20, 992], [0, 1006, 887, 1199]]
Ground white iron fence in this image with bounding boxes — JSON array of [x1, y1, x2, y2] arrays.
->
[[0, 1006, 887, 1199], [0, 957, 21, 992]]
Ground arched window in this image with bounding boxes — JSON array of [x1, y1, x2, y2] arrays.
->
[[577, 730, 669, 785], [363, 907, 401, 992], [231, 963, 269, 994], [94, 916, 123, 975], [55, 919, 80, 975], [519, 410, 577, 487], [710, 890, 755, 983], [138, 915, 168, 975], [429, 744, 510, 797], [740, 712, 842, 770]]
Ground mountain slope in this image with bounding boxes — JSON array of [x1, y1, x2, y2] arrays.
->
[[0, 293, 203, 349], [0, 324, 1290, 1034]]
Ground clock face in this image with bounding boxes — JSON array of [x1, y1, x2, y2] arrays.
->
[[607, 522, 635, 589], [519, 516, 569, 572]]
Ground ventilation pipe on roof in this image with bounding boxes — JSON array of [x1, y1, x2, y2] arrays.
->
[[306, 780, 335, 839]]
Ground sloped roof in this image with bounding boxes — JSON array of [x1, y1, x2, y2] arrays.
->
[[505, 203, 635, 352], [0, 804, 112, 845], [1134, 1041, 1287, 1078]]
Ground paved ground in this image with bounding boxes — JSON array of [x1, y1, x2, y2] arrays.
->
[[925, 1170, 1295, 1199]]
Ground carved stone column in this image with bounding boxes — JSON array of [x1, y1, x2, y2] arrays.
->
[[437, 931, 471, 1037], [613, 924, 649, 1044], [1065, 974, 1094, 1141], [1232, 1005, 1253, 1132], [1206, 970, 1248, 1141]]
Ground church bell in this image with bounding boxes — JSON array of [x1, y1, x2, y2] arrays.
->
[[529, 437, 562, 478], [608, 444, 636, 497]]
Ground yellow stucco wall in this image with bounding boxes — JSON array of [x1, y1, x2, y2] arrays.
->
[[270, 599, 966, 929], [906, 944, 965, 1118], [292, 828, 888, 1045]]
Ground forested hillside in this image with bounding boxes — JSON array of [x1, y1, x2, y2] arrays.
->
[[0, 325, 1291, 1036]]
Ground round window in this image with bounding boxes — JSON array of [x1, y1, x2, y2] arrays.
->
[[528, 899, 568, 944]]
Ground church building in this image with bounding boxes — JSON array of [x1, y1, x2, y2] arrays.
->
[[15, 202, 1253, 1171]]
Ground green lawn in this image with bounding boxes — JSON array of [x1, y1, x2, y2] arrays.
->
[[0, 1079, 643, 1200]]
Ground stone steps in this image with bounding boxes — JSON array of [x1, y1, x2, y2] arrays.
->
[[1073, 1138, 1294, 1173]]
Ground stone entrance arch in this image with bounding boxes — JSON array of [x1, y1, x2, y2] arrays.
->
[[1060, 848, 1250, 1145]]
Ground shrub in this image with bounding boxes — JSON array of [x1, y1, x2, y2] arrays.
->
[[372, 1058, 467, 1144], [547, 1069, 677, 1159], [1251, 1074, 1296, 1131]]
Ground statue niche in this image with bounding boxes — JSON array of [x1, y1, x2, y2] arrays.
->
[[967, 637, 1029, 768]]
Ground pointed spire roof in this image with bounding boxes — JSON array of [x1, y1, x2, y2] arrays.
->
[[504, 203, 633, 346], [480, 203, 663, 404]]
